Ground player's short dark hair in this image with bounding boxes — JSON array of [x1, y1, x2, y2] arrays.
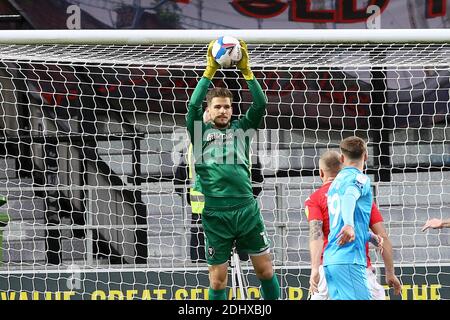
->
[[340, 136, 367, 160], [319, 150, 342, 176], [206, 87, 233, 106]]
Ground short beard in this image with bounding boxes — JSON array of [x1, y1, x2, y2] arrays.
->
[[213, 119, 230, 129]]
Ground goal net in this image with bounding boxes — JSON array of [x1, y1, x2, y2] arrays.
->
[[0, 29, 449, 300]]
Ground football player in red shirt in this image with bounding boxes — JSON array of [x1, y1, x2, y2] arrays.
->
[[305, 150, 401, 299]]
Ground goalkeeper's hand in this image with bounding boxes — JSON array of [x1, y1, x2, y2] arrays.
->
[[236, 39, 254, 81], [203, 40, 220, 80]]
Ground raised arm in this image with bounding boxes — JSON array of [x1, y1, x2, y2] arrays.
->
[[236, 40, 268, 131], [186, 41, 219, 140], [186, 77, 210, 140]]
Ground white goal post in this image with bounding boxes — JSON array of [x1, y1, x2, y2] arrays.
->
[[0, 29, 449, 44], [0, 29, 449, 300]]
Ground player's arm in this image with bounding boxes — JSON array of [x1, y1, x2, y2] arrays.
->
[[368, 231, 383, 249], [368, 203, 402, 295], [305, 197, 324, 293], [422, 218, 450, 231], [236, 40, 267, 131], [309, 219, 323, 293], [337, 186, 360, 245], [186, 41, 219, 139], [368, 202, 384, 250], [371, 222, 402, 295]]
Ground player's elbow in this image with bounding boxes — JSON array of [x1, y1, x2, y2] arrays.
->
[[371, 222, 389, 239], [258, 98, 268, 109], [376, 230, 392, 248], [379, 230, 389, 240]]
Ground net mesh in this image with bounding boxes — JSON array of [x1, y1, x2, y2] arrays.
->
[[0, 41, 449, 300]]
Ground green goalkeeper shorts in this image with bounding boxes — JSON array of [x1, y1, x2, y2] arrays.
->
[[201, 198, 270, 265]]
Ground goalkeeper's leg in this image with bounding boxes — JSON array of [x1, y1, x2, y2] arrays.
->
[[208, 262, 229, 300], [202, 206, 236, 300], [236, 199, 280, 300], [250, 253, 280, 300]]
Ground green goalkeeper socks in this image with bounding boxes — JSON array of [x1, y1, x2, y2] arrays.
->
[[208, 288, 227, 300], [208, 276, 279, 300], [260, 275, 280, 300]]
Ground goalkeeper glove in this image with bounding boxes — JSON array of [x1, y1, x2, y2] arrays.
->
[[203, 40, 220, 80], [236, 39, 254, 81]]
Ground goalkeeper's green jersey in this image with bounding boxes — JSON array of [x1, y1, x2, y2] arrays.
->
[[186, 77, 267, 207]]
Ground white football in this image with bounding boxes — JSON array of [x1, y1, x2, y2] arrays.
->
[[211, 36, 242, 68]]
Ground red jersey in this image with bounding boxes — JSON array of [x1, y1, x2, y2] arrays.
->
[[304, 181, 383, 267]]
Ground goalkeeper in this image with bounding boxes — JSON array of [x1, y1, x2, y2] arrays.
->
[[186, 39, 280, 300]]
